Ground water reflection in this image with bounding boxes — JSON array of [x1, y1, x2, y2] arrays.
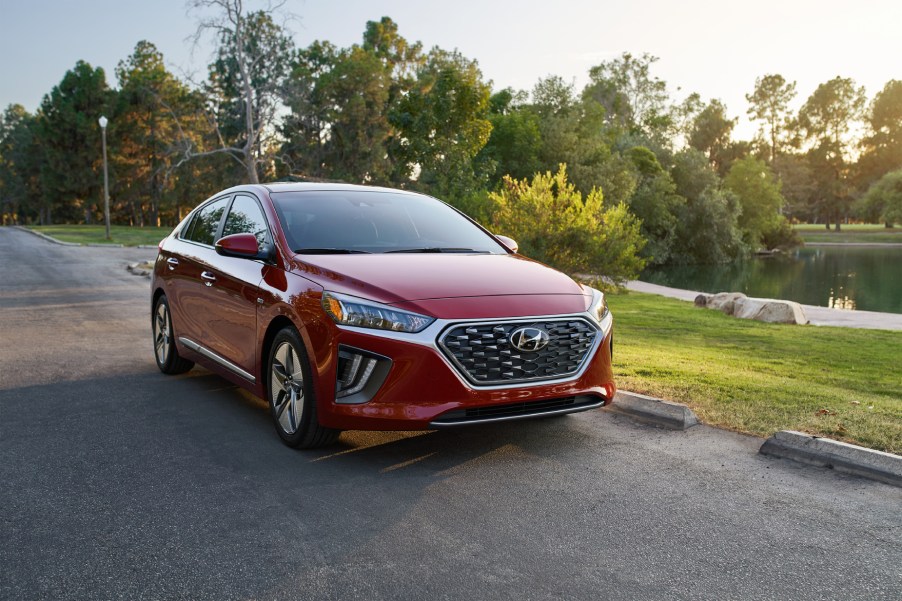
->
[[642, 246, 902, 314]]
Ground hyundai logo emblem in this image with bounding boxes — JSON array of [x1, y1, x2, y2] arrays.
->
[[509, 326, 550, 352]]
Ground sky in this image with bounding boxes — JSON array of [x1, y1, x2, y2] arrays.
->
[[2, 0, 901, 140]]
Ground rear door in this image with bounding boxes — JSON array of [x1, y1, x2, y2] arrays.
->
[[165, 195, 231, 349]]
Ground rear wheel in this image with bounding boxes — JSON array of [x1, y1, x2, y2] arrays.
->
[[153, 295, 194, 374], [267, 327, 340, 448]]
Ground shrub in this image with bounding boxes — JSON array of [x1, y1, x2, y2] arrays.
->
[[490, 164, 646, 288]]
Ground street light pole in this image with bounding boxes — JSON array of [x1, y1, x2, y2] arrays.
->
[[98, 115, 111, 240]]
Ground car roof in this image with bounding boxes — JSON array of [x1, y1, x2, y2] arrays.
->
[[262, 182, 419, 195]]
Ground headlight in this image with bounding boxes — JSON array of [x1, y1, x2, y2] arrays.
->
[[322, 291, 435, 333], [586, 287, 610, 325]]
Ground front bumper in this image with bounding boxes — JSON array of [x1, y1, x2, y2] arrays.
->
[[314, 311, 615, 431]]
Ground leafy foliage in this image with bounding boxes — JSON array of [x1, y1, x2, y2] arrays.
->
[[857, 169, 902, 226], [490, 165, 646, 287]]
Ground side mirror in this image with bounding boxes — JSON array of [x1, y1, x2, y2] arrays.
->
[[494, 235, 519, 253], [215, 233, 272, 262]]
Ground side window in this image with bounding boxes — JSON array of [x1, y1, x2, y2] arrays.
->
[[185, 197, 229, 246], [222, 195, 270, 251]]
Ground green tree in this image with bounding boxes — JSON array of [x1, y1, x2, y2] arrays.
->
[[583, 52, 672, 142], [798, 77, 866, 229], [856, 169, 902, 226], [475, 89, 542, 187], [725, 157, 795, 249], [772, 153, 817, 222], [36, 60, 111, 224], [530, 76, 620, 197], [688, 99, 737, 173], [669, 149, 743, 264], [857, 80, 902, 190], [624, 146, 684, 264], [389, 47, 492, 198], [0, 105, 41, 224], [114, 41, 202, 226], [490, 165, 646, 287], [746, 74, 797, 163]]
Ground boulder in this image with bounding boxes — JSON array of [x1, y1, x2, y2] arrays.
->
[[695, 292, 808, 325], [704, 292, 748, 315]]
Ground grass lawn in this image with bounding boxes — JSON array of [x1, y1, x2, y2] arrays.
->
[[28, 224, 171, 247], [608, 291, 902, 454], [794, 223, 902, 244]]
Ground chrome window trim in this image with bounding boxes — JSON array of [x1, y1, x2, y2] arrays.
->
[[179, 337, 256, 383], [334, 309, 612, 391]]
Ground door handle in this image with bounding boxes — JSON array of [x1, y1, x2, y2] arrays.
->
[[201, 271, 217, 286], [166, 257, 179, 270]]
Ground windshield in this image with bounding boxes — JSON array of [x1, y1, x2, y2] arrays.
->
[[269, 190, 508, 254]]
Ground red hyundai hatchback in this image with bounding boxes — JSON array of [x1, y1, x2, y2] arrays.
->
[[151, 183, 615, 447]]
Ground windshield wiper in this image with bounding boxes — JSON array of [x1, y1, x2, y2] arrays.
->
[[385, 247, 488, 253], [295, 248, 372, 254]]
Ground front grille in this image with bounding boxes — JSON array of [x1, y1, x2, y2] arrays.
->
[[430, 395, 604, 426], [438, 318, 598, 385]]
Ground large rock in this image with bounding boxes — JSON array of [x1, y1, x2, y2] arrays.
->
[[696, 292, 808, 325]]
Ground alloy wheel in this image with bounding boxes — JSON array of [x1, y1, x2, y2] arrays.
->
[[271, 341, 305, 435]]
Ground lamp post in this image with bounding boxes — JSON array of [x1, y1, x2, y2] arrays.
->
[[98, 115, 111, 240]]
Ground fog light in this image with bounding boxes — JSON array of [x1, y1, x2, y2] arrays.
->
[[335, 346, 391, 404]]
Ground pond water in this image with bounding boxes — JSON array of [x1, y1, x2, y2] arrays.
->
[[641, 245, 902, 314]]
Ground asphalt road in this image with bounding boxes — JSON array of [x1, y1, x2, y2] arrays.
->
[[1, 226, 900, 601]]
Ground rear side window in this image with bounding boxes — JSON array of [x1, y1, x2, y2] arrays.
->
[[184, 198, 229, 246], [222, 195, 270, 251]]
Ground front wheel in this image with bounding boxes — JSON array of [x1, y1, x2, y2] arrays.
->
[[153, 295, 194, 374], [267, 327, 340, 448]]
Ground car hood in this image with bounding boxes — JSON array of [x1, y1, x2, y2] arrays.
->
[[292, 253, 590, 317]]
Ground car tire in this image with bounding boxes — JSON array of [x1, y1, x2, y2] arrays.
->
[[153, 295, 195, 375], [267, 327, 341, 449]]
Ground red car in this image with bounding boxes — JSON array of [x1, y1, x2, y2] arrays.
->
[[151, 183, 615, 447]]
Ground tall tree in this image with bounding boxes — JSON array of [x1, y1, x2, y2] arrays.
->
[[0, 105, 41, 224], [857, 80, 902, 189], [475, 88, 542, 187], [624, 145, 685, 264], [798, 77, 866, 229], [389, 48, 492, 198], [724, 157, 788, 248], [688, 99, 737, 173], [114, 41, 200, 225], [856, 169, 902, 227], [583, 52, 672, 142], [746, 74, 797, 163], [36, 61, 111, 224], [187, 0, 294, 183], [529, 76, 620, 197]]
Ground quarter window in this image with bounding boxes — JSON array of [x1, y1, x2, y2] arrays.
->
[[184, 198, 229, 246]]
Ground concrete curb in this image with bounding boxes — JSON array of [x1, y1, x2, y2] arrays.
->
[[760, 430, 902, 487], [605, 391, 699, 430], [12, 225, 82, 246]]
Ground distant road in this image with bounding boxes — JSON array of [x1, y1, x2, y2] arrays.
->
[[2, 226, 900, 601]]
